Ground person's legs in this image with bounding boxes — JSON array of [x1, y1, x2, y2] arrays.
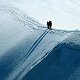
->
[[48, 26, 49, 29], [49, 26, 50, 29], [49, 26, 52, 30]]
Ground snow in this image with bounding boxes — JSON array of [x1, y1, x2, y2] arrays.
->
[[0, 5, 42, 56], [23, 32, 80, 80], [0, 2, 80, 80], [0, 0, 80, 30]]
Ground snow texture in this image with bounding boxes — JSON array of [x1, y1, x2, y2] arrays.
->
[[0, 2, 80, 80]]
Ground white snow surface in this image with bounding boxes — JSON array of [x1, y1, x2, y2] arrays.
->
[[0, 0, 80, 30], [0, 4, 80, 80]]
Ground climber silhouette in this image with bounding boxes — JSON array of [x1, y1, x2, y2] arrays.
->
[[47, 20, 52, 30]]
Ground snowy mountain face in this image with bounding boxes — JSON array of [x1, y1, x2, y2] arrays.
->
[[0, 2, 80, 80], [0, 5, 42, 56], [23, 33, 80, 80], [0, 0, 80, 30]]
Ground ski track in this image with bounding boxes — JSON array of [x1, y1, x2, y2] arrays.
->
[[14, 29, 50, 80], [21, 29, 49, 65], [0, 5, 51, 80], [17, 49, 53, 80]]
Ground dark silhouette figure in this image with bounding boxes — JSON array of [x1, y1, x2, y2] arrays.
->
[[47, 20, 52, 30]]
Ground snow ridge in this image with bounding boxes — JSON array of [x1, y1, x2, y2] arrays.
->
[[1, 3, 79, 80]]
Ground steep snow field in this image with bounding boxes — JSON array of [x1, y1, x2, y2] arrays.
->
[[23, 32, 80, 80], [0, 4, 80, 80]]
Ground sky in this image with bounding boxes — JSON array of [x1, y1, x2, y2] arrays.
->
[[0, 0, 80, 30]]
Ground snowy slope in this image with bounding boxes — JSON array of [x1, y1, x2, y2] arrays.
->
[[0, 4, 80, 80], [0, 5, 43, 56], [0, 0, 80, 30], [23, 32, 80, 80]]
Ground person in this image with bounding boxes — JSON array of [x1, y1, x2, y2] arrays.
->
[[47, 20, 52, 30], [47, 21, 49, 29]]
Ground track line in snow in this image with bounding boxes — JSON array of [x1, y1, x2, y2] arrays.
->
[[21, 29, 50, 65], [13, 29, 50, 80]]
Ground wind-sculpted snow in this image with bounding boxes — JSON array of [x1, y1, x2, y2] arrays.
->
[[22, 32, 80, 80], [0, 4, 79, 80]]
